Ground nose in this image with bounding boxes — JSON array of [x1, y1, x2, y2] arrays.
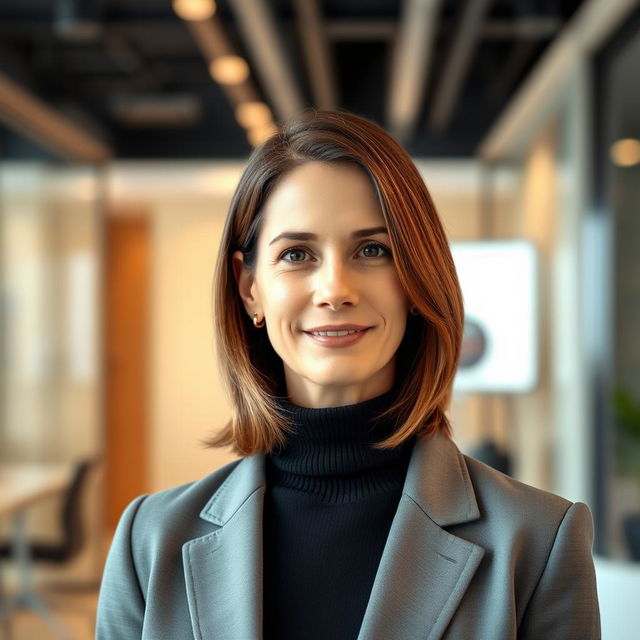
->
[[311, 254, 359, 310]]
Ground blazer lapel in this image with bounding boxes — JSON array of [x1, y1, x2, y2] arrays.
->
[[182, 454, 266, 640], [357, 432, 485, 640]]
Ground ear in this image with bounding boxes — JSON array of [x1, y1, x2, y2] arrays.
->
[[232, 250, 260, 315]]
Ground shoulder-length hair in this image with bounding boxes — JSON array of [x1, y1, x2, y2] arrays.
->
[[208, 109, 464, 456]]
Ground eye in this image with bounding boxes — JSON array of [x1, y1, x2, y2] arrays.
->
[[279, 247, 311, 263], [359, 242, 391, 258]]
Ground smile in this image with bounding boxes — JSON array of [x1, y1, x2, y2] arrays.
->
[[303, 327, 372, 347], [308, 329, 365, 336]]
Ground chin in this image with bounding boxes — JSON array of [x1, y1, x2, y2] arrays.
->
[[307, 371, 371, 388]]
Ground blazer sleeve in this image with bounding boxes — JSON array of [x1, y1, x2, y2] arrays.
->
[[518, 501, 601, 640], [96, 495, 148, 639]]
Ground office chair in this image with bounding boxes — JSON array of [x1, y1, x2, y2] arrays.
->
[[0, 458, 98, 639], [0, 459, 93, 564]]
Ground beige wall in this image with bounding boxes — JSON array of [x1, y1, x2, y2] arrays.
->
[[107, 163, 246, 493], [150, 199, 236, 492]]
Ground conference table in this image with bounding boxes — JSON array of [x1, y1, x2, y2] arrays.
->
[[0, 462, 73, 639]]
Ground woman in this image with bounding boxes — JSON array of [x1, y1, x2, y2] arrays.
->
[[97, 110, 600, 639]]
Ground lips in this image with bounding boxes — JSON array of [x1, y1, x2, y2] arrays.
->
[[306, 328, 368, 336], [304, 324, 372, 333], [303, 326, 372, 348]]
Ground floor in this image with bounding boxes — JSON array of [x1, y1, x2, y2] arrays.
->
[[5, 588, 98, 640], [1, 534, 109, 640]]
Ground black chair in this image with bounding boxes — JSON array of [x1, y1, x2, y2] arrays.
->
[[0, 458, 98, 639], [0, 459, 94, 564]]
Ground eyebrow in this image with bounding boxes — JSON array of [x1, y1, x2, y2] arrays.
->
[[268, 226, 389, 246]]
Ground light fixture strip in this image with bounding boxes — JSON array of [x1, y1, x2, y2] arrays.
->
[[292, 0, 337, 109], [227, 0, 305, 121], [179, 11, 277, 146], [388, 0, 442, 142]]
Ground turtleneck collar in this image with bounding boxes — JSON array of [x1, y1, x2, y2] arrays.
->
[[266, 384, 416, 502]]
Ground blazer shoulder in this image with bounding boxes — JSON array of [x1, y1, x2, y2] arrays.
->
[[127, 457, 244, 539], [462, 453, 573, 527], [459, 454, 599, 637]]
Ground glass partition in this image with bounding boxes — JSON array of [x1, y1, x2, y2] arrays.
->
[[0, 163, 103, 462], [594, 10, 640, 561], [0, 154, 105, 582]]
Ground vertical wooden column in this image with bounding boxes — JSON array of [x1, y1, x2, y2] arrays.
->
[[104, 214, 150, 531]]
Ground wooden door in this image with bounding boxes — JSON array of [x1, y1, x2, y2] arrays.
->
[[104, 215, 150, 531]]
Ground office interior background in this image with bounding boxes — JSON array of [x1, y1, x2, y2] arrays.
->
[[0, 0, 639, 637]]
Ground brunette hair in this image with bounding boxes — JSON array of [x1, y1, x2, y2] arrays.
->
[[207, 109, 464, 456]]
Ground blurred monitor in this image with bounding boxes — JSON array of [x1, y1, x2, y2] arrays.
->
[[451, 240, 538, 393]]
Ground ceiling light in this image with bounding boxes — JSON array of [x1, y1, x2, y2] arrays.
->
[[235, 102, 272, 128], [209, 56, 250, 85], [247, 123, 278, 147], [172, 0, 216, 22], [610, 138, 640, 167]]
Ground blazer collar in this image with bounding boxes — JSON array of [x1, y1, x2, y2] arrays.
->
[[403, 430, 481, 527], [184, 431, 484, 640], [199, 450, 266, 526]]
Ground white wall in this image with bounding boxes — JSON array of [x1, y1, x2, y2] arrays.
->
[[595, 557, 640, 640]]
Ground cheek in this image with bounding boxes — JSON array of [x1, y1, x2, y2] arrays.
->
[[380, 274, 409, 316], [260, 277, 306, 326]]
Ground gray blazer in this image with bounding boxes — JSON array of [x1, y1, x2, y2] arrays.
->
[[96, 431, 600, 639]]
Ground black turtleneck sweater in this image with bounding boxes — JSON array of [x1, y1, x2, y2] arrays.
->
[[262, 386, 416, 640]]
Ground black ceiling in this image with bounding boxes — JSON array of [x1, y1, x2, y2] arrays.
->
[[0, 0, 585, 160]]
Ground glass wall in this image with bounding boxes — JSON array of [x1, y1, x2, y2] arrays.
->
[[0, 146, 105, 580], [0, 163, 103, 462], [595, 10, 640, 562]]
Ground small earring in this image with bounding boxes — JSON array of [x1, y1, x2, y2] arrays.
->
[[410, 306, 419, 316], [253, 313, 265, 328]]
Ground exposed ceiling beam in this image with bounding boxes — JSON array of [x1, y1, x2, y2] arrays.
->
[[292, 0, 337, 109], [227, 0, 306, 122], [387, 0, 442, 143], [428, 0, 493, 132], [478, 0, 639, 162], [0, 71, 111, 162]]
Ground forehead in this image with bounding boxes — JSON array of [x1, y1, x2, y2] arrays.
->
[[260, 161, 384, 234]]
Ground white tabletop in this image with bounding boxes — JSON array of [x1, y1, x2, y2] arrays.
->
[[0, 463, 73, 518]]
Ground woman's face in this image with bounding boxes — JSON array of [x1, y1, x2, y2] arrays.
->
[[233, 161, 410, 408]]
